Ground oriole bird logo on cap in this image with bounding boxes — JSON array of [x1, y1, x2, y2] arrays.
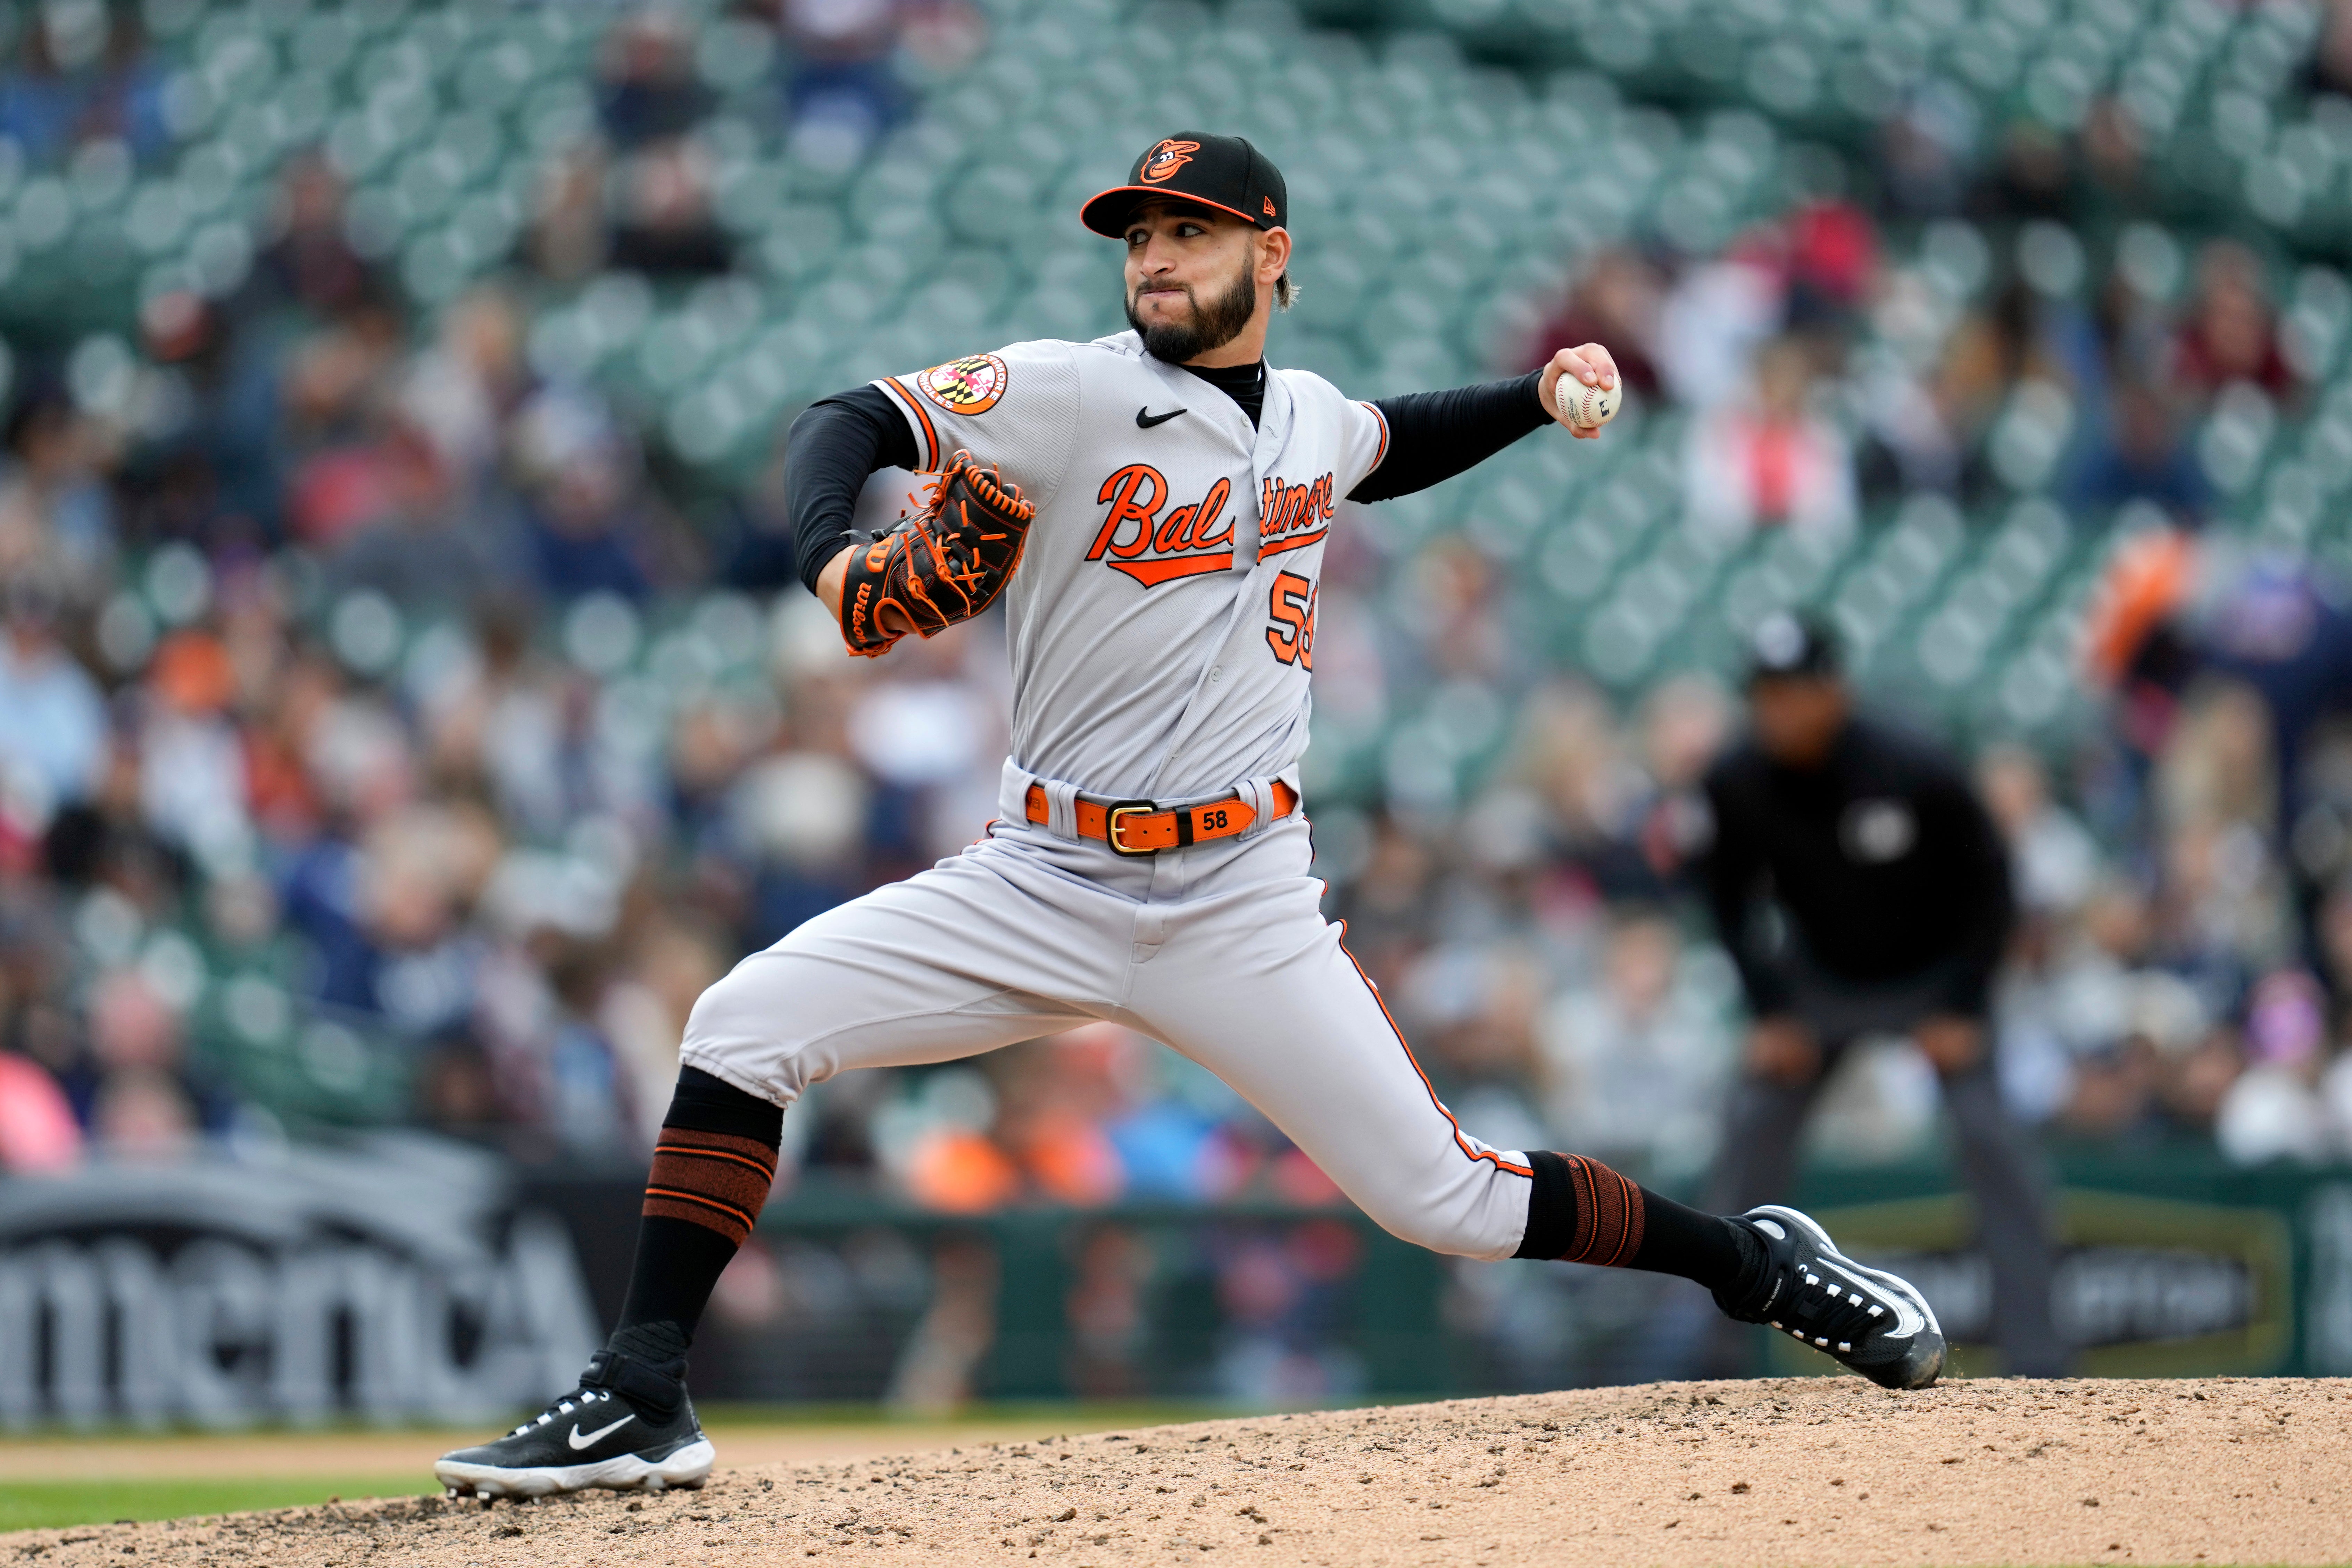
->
[[1139, 139, 1200, 184]]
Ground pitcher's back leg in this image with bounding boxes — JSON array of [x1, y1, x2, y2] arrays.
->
[[1125, 880, 1944, 1388]]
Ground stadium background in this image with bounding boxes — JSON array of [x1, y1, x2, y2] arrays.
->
[[6, 0, 2352, 1438]]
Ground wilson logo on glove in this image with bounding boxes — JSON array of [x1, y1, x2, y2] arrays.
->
[[838, 452, 1036, 657]]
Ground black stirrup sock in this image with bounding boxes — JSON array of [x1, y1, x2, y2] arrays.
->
[[612, 1066, 784, 1347], [1513, 1150, 1754, 1293]]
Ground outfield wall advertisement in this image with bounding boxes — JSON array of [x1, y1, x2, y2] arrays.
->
[[0, 1137, 599, 1429], [3, 1144, 2351, 1425]]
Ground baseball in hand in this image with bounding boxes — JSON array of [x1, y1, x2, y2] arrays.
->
[[1555, 375, 1620, 429]]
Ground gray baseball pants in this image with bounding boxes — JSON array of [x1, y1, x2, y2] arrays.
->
[[679, 810, 1537, 1261]]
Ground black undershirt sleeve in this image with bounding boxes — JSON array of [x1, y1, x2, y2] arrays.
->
[[788, 384, 921, 596], [794, 370, 1553, 586], [1349, 369, 1551, 503]]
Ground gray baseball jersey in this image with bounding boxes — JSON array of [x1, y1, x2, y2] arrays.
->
[[679, 332, 1540, 1270], [871, 331, 1389, 801]]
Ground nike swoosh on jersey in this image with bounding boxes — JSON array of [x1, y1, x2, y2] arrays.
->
[[1135, 406, 1187, 428], [568, 1414, 635, 1450]]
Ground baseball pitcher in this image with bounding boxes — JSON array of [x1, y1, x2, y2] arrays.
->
[[437, 133, 1945, 1499]]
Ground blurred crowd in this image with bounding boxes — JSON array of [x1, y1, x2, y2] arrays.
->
[[1533, 111, 2318, 547], [6, 0, 2352, 1229], [0, 0, 981, 175], [1501, 76, 2352, 1176], [0, 0, 996, 1175]]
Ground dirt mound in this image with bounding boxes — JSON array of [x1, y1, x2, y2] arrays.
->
[[9, 1378, 2349, 1566]]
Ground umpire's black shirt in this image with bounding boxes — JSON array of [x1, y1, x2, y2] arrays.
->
[[1699, 716, 2014, 1020]]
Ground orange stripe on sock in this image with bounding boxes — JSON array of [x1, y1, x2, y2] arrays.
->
[[1560, 1154, 1645, 1267], [643, 1186, 758, 1235], [654, 1143, 777, 1180], [640, 1123, 779, 1245], [657, 1128, 781, 1164]]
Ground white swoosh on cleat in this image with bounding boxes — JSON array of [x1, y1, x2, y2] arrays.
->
[[568, 1415, 635, 1451], [1817, 1258, 1925, 1337]]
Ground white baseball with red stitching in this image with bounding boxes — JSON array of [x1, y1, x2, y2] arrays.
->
[[1554, 375, 1620, 429]]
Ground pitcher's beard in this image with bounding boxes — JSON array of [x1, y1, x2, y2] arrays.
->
[[1127, 261, 1258, 363]]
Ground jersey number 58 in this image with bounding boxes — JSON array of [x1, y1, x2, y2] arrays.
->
[[1266, 570, 1316, 669]]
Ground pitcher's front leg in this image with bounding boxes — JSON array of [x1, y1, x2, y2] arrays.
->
[[1130, 895, 1949, 1389], [442, 851, 1108, 1500]]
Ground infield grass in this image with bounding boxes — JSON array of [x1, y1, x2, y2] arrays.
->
[[0, 1477, 435, 1532], [0, 1400, 1231, 1533]]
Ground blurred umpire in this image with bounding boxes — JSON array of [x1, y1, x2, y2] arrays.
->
[[1696, 614, 2064, 1376]]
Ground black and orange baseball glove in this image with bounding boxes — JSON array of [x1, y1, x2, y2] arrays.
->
[[838, 451, 1036, 657]]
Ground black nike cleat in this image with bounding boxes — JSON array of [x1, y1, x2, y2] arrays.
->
[[434, 1348, 715, 1499], [1714, 1204, 1946, 1390]]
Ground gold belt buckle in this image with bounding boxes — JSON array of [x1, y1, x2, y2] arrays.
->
[[1104, 799, 1158, 857]]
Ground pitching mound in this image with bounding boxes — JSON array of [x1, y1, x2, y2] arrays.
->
[[9, 1378, 2350, 1566]]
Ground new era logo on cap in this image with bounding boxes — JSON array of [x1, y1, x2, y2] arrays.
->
[[1081, 132, 1288, 237]]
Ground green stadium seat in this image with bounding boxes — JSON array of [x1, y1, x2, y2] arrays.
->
[[0, 0, 2337, 871]]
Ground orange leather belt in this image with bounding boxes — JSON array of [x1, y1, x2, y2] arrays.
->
[[1024, 780, 1298, 856]]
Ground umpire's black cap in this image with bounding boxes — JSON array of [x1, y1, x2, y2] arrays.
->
[[1081, 133, 1287, 237], [1745, 611, 1842, 684]]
